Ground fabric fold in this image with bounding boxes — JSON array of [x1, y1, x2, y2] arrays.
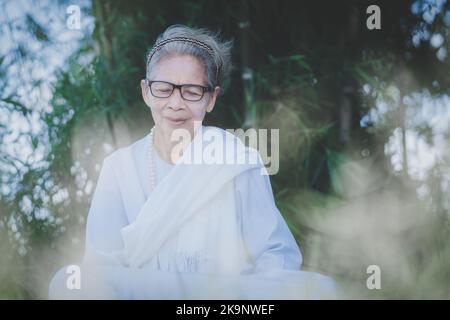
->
[[118, 126, 262, 269]]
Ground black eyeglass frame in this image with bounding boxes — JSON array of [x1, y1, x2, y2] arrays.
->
[[145, 79, 213, 102]]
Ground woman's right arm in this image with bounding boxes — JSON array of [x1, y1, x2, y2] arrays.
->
[[83, 155, 129, 264]]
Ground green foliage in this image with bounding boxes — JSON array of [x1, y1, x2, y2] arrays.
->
[[1, 0, 449, 299]]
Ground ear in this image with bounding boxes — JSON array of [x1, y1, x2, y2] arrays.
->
[[141, 79, 151, 107], [206, 86, 221, 113]]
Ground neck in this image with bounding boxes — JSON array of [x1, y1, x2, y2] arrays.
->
[[153, 125, 198, 164]]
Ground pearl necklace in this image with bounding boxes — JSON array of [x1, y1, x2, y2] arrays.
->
[[148, 126, 156, 192]]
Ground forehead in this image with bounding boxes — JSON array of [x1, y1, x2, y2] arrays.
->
[[150, 55, 206, 85]]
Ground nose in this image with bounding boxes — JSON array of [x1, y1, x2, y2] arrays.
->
[[167, 87, 185, 111]]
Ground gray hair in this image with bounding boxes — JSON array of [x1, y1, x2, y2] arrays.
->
[[146, 25, 233, 89]]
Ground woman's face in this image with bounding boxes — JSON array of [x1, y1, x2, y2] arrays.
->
[[141, 54, 220, 135]]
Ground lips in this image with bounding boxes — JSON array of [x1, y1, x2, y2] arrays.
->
[[166, 117, 185, 121], [165, 116, 187, 125]]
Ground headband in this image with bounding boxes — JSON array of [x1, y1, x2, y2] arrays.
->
[[146, 37, 220, 85]]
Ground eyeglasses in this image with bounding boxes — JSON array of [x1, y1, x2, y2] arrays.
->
[[146, 80, 212, 102]]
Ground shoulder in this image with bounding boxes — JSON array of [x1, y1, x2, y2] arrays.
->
[[203, 125, 261, 159], [235, 164, 273, 194], [202, 125, 239, 140], [103, 134, 149, 169]]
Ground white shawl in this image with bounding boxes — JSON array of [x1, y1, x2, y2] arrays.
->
[[114, 126, 262, 272]]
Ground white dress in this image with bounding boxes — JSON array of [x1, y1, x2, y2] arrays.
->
[[49, 127, 338, 299]]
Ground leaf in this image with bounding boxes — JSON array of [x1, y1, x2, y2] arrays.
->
[[283, 215, 303, 238], [31, 137, 39, 150], [354, 66, 377, 87], [296, 59, 312, 72], [289, 54, 312, 72], [275, 188, 289, 198], [25, 14, 49, 42], [1, 97, 30, 116], [288, 54, 305, 61]]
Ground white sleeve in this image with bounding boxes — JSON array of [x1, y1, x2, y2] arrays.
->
[[83, 156, 129, 264], [235, 168, 302, 272]]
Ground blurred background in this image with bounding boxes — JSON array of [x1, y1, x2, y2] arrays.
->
[[0, 0, 449, 299]]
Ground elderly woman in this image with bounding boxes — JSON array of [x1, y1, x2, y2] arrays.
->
[[49, 25, 337, 299]]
